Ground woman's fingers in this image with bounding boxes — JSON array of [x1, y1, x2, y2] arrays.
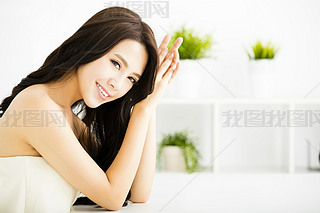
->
[[163, 38, 182, 68], [169, 49, 179, 69], [158, 34, 171, 54], [162, 66, 174, 82], [156, 36, 183, 86], [165, 49, 179, 79], [157, 34, 170, 66], [159, 47, 168, 65], [164, 37, 183, 60], [170, 37, 183, 51], [157, 52, 174, 79], [162, 56, 180, 84], [168, 61, 180, 84], [158, 36, 183, 65]]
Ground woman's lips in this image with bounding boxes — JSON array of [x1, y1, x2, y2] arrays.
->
[[96, 82, 111, 96], [96, 82, 110, 100]]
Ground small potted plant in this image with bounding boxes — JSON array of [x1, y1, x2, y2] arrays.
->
[[164, 26, 214, 99], [246, 40, 280, 98], [156, 130, 201, 173]]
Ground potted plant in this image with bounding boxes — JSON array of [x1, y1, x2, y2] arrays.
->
[[156, 130, 201, 173], [164, 26, 214, 99], [246, 40, 280, 98]]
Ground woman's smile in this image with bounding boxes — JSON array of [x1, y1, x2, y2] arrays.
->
[[96, 82, 111, 100]]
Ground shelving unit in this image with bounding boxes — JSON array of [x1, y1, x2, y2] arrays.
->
[[159, 98, 320, 174]]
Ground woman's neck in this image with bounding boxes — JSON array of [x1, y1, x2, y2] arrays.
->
[[45, 72, 82, 110]]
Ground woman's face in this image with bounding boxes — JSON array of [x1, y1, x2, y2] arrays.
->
[[77, 39, 148, 108]]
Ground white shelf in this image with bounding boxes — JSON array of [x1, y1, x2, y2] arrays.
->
[[160, 98, 320, 104], [159, 98, 320, 174]]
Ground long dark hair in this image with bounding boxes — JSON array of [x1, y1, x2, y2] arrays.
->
[[0, 6, 159, 208]]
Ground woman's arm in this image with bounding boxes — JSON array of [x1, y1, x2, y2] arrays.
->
[[104, 105, 153, 207], [127, 36, 183, 203], [104, 50, 177, 208], [129, 109, 156, 203], [107, 36, 182, 208]]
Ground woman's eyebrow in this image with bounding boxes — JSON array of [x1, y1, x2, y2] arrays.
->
[[133, 73, 141, 79], [114, 53, 128, 68], [114, 53, 141, 79]]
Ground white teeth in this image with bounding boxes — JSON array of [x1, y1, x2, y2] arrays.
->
[[99, 87, 107, 96], [96, 83, 109, 97]]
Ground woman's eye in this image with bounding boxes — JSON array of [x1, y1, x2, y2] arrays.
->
[[128, 77, 137, 84], [111, 60, 120, 70]]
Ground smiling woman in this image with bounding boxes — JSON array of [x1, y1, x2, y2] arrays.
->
[[0, 5, 182, 212], [76, 39, 149, 108]]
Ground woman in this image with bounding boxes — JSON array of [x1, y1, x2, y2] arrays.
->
[[0, 6, 182, 212]]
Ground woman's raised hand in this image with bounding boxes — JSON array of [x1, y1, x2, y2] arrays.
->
[[137, 34, 183, 110]]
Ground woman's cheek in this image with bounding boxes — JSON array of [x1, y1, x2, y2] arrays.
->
[[120, 85, 132, 97]]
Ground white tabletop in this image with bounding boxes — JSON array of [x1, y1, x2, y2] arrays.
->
[[71, 171, 320, 213]]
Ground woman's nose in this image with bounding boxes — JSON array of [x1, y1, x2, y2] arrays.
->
[[108, 77, 125, 91]]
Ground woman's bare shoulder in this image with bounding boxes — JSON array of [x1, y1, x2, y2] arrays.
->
[[16, 84, 49, 100], [4, 83, 91, 140], [12, 84, 58, 110]]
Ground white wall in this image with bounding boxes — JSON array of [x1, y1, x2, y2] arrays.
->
[[1, 0, 320, 172], [2, 0, 320, 99]]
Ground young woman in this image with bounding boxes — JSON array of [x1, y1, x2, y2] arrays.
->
[[0, 6, 182, 212]]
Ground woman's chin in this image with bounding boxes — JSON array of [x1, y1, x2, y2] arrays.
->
[[83, 97, 101, 109]]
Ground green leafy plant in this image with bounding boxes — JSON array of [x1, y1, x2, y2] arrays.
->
[[157, 130, 201, 173], [168, 26, 213, 60], [247, 40, 279, 60]]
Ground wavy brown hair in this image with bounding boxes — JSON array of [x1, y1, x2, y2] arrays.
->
[[0, 6, 159, 208]]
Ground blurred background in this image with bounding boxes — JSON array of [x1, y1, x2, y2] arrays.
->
[[1, 0, 320, 175]]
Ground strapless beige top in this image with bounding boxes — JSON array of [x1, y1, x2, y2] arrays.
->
[[0, 156, 80, 213]]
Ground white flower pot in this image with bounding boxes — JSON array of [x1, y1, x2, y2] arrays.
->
[[162, 146, 185, 172], [248, 59, 276, 98], [170, 59, 215, 99]]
